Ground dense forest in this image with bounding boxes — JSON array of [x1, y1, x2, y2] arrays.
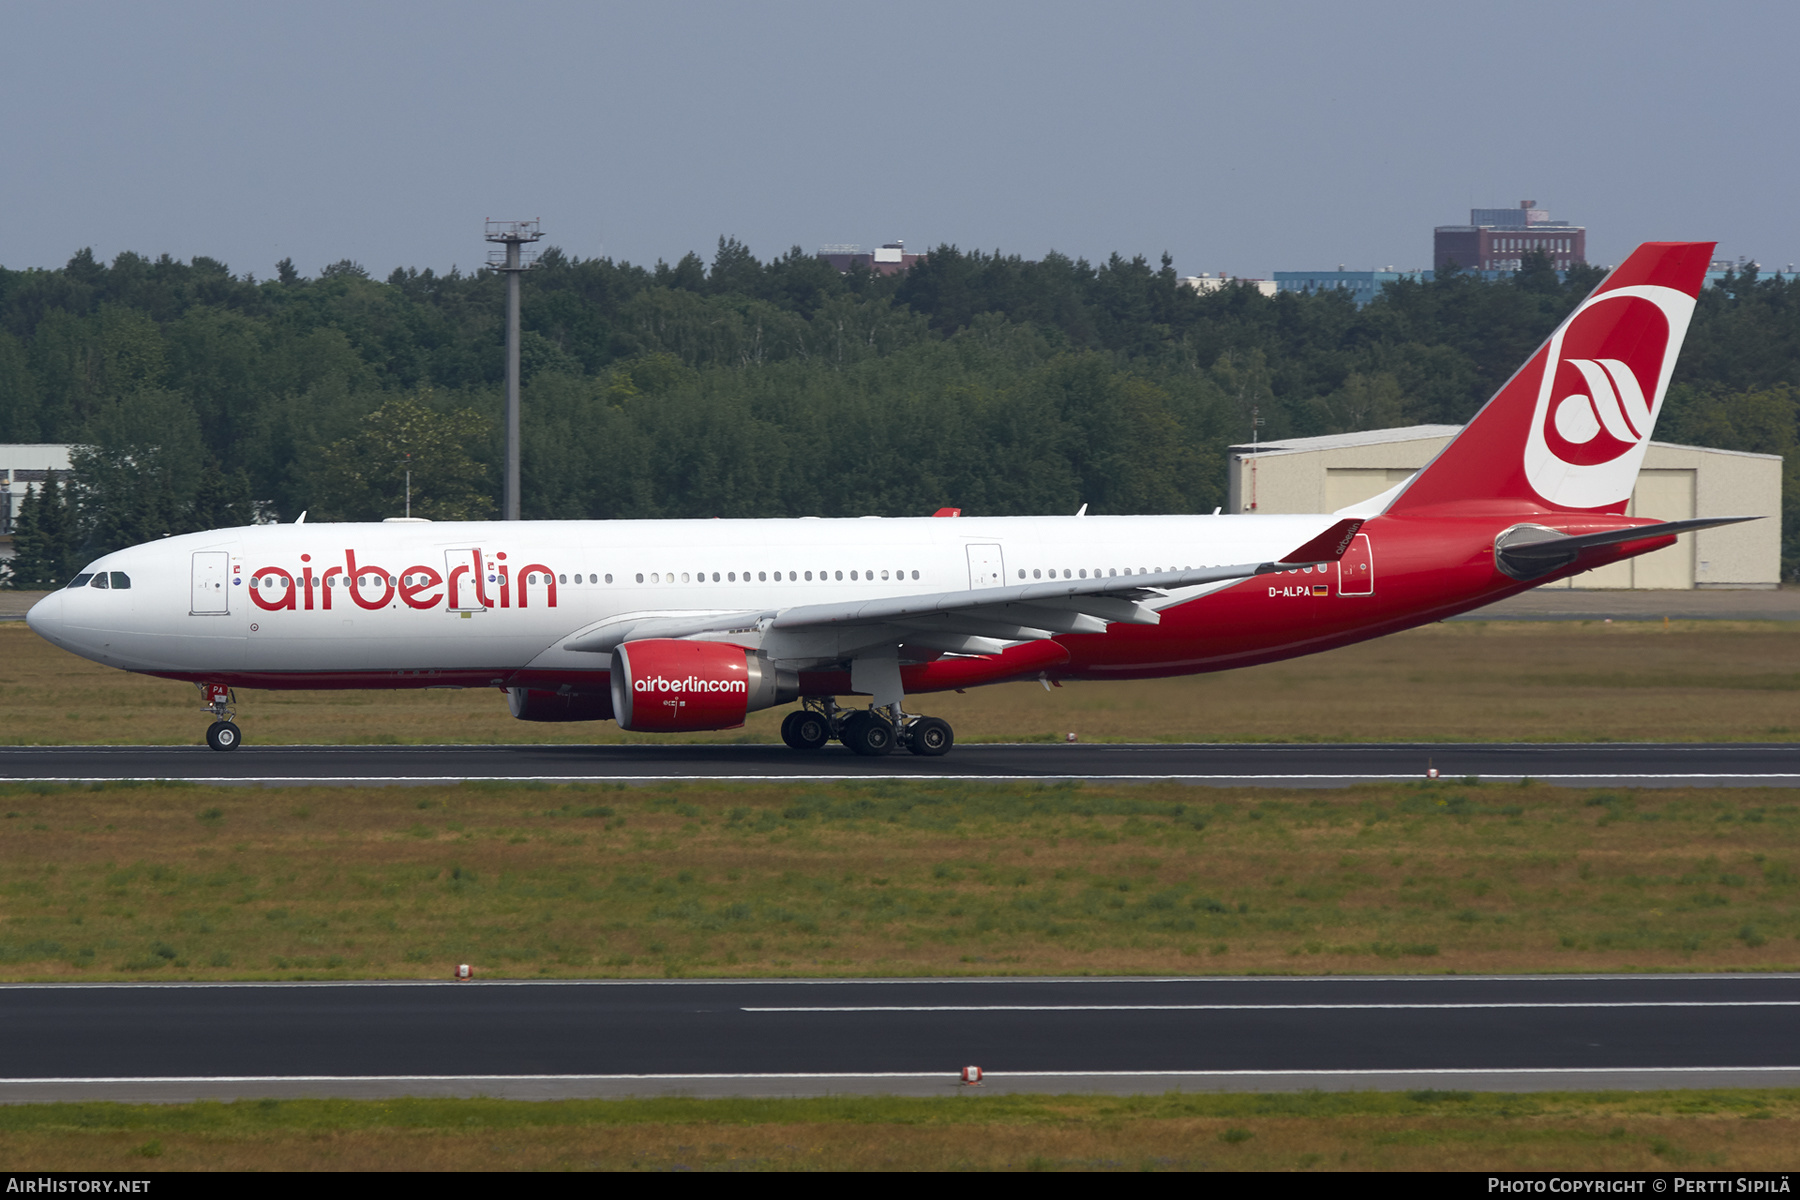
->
[[1, 239, 1795, 586]]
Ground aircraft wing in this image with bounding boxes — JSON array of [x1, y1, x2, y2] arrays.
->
[[562, 519, 1362, 658]]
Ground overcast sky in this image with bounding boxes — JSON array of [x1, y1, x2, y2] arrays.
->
[[3, 1, 1793, 281]]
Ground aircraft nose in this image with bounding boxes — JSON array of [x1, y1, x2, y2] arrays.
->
[[24, 590, 66, 641]]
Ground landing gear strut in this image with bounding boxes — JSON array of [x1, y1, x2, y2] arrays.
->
[[783, 698, 955, 758], [199, 683, 242, 752]]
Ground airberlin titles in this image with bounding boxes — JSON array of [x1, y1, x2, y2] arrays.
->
[[634, 674, 749, 695], [246, 548, 558, 613]]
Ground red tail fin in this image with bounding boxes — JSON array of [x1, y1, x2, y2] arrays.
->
[[1388, 241, 1714, 517]]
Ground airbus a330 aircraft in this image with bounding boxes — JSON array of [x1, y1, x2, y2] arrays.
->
[[27, 241, 1749, 756]]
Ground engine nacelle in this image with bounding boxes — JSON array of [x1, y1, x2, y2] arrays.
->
[[610, 639, 798, 732], [506, 687, 615, 723]]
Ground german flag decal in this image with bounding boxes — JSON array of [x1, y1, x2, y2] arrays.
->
[[1311, 584, 1330, 597]]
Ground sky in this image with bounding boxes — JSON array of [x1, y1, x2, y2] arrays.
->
[[2, 0, 1794, 281]]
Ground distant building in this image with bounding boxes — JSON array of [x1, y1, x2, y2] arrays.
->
[[1180, 273, 1277, 298], [1225, 425, 1778, 590], [816, 241, 927, 276], [1273, 268, 1431, 307], [1704, 257, 1797, 289], [0, 445, 75, 561], [1435, 200, 1586, 272]]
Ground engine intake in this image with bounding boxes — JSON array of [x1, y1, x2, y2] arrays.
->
[[610, 639, 798, 732]]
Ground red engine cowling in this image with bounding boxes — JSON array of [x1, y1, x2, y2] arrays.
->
[[610, 639, 797, 732], [507, 687, 615, 722]]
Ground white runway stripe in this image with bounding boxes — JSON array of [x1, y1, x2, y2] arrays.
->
[[3, 774, 1799, 785], [2, 971, 1797, 988], [3, 1066, 1799, 1085], [743, 1001, 1800, 1013]]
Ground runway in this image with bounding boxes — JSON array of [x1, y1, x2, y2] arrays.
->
[[2, 975, 1797, 1101], [1, 741, 1797, 787]]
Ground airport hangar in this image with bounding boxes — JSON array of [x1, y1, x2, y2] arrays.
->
[[1227, 425, 1781, 590]]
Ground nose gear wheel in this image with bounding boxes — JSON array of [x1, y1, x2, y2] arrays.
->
[[198, 683, 243, 752]]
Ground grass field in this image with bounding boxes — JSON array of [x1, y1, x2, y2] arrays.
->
[[2, 619, 1798, 746], [0, 778, 1792, 980], [2, 1090, 1797, 1170], [4, 618, 1797, 1172]]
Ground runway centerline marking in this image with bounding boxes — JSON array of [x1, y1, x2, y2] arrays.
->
[[742, 1002, 1800, 1013]]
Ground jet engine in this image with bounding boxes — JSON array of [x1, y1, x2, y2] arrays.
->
[[506, 687, 615, 722], [610, 639, 798, 732]]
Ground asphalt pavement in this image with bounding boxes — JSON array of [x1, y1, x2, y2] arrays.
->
[[2, 974, 1796, 1100], [1, 741, 1796, 787]]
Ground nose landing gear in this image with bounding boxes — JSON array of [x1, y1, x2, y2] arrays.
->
[[199, 683, 243, 752]]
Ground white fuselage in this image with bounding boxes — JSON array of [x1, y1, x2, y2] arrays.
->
[[26, 513, 1337, 680]]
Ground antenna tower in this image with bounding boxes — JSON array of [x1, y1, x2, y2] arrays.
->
[[485, 218, 543, 521]]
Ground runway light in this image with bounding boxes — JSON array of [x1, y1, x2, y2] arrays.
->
[[456, 964, 472, 981], [1066, 732, 1078, 743], [1426, 767, 1440, 779], [961, 1066, 983, 1086]]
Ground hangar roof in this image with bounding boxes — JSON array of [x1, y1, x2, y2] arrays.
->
[[1230, 425, 1780, 461], [1228, 425, 1461, 456]]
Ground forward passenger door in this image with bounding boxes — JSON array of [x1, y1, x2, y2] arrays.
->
[[190, 551, 229, 615]]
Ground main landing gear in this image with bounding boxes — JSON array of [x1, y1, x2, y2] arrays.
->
[[780, 699, 955, 758], [199, 683, 242, 752]]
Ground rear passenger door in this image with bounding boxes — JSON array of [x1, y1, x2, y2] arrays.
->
[[1336, 534, 1374, 596]]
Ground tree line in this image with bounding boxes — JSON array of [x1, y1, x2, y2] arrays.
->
[[1, 239, 1795, 587]]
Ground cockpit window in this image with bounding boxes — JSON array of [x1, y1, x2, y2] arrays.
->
[[109, 572, 131, 590], [67, 574, 93, 589], [90, 573, 110, 589]]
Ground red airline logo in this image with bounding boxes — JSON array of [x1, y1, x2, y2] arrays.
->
[[248, 549, 558, 613], [1539, 294, 1668, 468]]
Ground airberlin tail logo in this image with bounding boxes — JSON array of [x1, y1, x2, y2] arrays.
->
[[1553, 358, 1650, 457], [1522, 284, 1695, 510]]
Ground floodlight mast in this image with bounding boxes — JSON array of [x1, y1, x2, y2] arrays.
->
[[484, 219, 543, 521]]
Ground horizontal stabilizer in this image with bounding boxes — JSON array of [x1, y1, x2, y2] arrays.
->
[[1495, 516, 1759, 581]]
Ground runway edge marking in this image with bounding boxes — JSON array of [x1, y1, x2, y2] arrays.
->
[[3, 774, 1799, 786], [5, 1066, 1800, 1085]]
